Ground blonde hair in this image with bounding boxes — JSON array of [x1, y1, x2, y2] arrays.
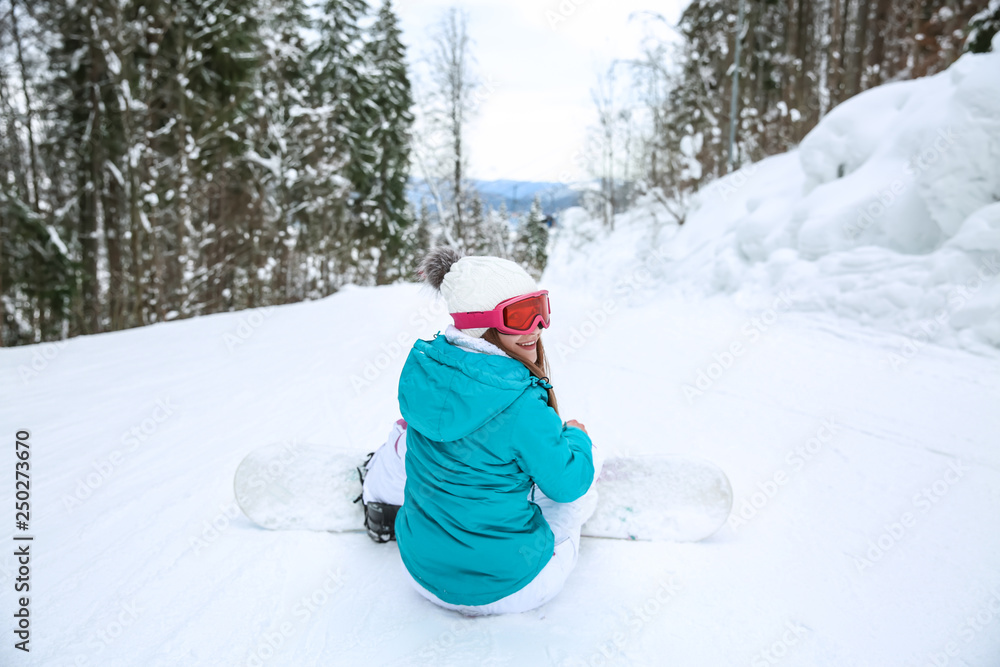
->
[[482, 329, 559, 417]]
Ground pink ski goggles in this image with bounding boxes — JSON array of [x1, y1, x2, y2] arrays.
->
[[451, 290, 551, 335]]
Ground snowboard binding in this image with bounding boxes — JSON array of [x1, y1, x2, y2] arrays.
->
[[362, 501, 400, 543], [354, 452, 401, 543]]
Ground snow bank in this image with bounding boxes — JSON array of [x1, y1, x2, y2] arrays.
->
[[555, 45, 1000, 352]]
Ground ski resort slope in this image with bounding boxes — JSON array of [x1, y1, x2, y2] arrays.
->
[[3, 35, 1000, 667], [1, 273, 999, 666]]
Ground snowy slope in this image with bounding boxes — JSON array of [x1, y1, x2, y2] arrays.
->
[[3, 37, 1000, 667], [2, 279, 999, 666], [589, 35, 1000, 354]]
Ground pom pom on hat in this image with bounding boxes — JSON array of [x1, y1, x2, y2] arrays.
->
[[418, 247, 538, 338], [418, 246, 463, 291]]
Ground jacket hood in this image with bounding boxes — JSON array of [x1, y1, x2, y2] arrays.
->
[[398, 334, 545, 441]]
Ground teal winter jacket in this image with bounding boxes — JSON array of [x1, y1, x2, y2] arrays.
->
[[395, 333, 594, 606]]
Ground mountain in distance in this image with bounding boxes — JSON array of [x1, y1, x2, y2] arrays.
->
[[406, 178, 590, 215]]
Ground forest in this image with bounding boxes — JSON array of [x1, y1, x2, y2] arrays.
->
[[590, 0, 997, 226], [1, 0, 997, 346]]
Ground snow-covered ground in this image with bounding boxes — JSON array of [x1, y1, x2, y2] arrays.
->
[[3, 275, 999, 666], [635, 32, 1000, 354], [3, 36, 1000, 667]]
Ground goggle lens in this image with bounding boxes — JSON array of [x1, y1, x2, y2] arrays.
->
[[503, 293, 550, 331]]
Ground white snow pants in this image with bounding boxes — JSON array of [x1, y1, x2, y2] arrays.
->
[[363, 419, 604, 616]]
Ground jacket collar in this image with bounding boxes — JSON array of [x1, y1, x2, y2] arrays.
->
[[443, 325, 511, 358]]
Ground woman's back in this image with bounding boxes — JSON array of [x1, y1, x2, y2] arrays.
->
[[395, 333, 594, 606]]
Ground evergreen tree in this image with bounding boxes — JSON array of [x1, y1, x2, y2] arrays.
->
[[672, 0, 731, 185], [254, 0, 312, 302], [177, 0, 264, 313], [359, 0, 415, 285], [966, 2, 1000, 53], [640, 0, 985, 199], [463, 192, 489, 255], [0, 199, 73, 346], [43, 0, 129, 334], [0, 0, 432, 344], [398, 199, 433, 281], [301, 0, 370, 292], [514, 196, 548, 280], [483, 202, 513, 259], [1, 1, 74, 345]]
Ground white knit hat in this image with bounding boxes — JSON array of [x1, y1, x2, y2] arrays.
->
[[419, 248, 538, 338]]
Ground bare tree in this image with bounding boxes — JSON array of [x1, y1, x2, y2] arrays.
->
[[591, 64, 618, 230], [427, 7, 478, 248]]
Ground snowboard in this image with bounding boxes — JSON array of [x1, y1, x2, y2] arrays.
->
[[234, 442, 732, 542]]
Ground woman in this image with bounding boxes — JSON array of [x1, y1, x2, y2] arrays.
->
[[360, 247, 602, 615]]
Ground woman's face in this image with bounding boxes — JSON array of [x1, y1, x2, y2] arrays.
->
[[497, 330, 541, 364]]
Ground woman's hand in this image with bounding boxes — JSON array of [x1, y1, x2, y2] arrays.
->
[[565, 419, 588, 434]]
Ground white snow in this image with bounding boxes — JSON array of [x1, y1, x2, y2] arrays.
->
[[651, 44, 1000, 352], [45, 225, 69, 257], [2, 38, 1000, 667], [245, 150, 283, 180]]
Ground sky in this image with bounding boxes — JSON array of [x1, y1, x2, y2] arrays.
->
[[393, 0, 689, 184]]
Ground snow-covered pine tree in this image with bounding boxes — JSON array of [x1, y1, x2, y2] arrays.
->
[[966, 1, 1000, 53], [252, 0, 312, 303], [638, 0, 985, 200], [463, 191, 486, 254], [298, 0, 370, 295], [185, 0, 265, 313], [0, 0, 73, 345], [482, 201, 513, 259], [513, 196, 548, 280], [42, 0, 134, 335], [460, 191, 508, 257], [0, 109, 73, 345], [358, 0, 415, 286], [742, 0, 799, 156], [398, 199, 433, 280], [672, 0, 732, 186], [117, 0, 262, 319]]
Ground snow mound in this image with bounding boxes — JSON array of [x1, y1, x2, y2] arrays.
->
[[561, 46, 1000, 352]]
